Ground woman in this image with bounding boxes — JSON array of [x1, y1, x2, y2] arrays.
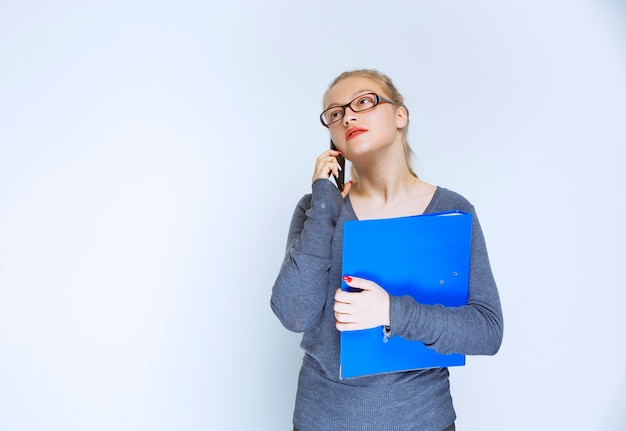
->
[[271, 69, 503, 431]]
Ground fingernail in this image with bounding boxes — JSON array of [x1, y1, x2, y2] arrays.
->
[[342, 276, 352, 282]]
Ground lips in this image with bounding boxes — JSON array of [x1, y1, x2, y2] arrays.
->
[[346, 127, 368, 141]]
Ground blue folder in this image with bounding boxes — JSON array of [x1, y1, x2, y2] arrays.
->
[[340, 210, 472, 379]]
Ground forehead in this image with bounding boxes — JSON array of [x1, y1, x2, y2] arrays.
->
[[324, 76, 385, 107]]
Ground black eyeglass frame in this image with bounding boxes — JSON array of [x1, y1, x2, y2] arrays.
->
[[319, 92, 396, 127]]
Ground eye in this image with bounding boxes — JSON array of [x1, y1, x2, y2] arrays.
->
[[353, 94, 376, 110], [327, 108, 343, 121]]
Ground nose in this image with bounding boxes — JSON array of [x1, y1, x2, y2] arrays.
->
[[342, 106, 359, 126]]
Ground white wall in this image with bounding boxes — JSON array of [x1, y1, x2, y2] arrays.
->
[[1, 1, 624, 429]]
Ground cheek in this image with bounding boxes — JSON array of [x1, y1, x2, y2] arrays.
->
[[330, 129, 345, 147], [380, 114, 402, 138], [368, 116, 394, 139]]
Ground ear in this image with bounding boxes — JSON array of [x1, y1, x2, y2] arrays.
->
[[395, 106, 408, 129]]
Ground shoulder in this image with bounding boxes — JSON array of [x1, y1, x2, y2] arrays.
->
[[293, 193, 312, 215], [295, 179, 343, 214], [429, 187, 476, 213]]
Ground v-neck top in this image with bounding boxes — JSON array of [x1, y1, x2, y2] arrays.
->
[[271, 179, 503, 431]]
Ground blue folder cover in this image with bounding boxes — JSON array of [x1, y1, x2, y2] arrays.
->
[[340, 210, 472, 379]]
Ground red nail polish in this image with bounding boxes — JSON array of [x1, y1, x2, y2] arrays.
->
[[342, 276, 352, 282]]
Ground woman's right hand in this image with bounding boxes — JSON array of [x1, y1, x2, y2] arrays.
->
[[312, 149, 353, 197]]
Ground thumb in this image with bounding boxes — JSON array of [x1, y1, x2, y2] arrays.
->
[[342, 275, 376, 292]]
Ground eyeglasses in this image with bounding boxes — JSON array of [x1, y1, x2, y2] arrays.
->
[[320, 92, 395, 127]]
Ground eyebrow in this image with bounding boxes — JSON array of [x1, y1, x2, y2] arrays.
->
[[325, 89, 377, 110]]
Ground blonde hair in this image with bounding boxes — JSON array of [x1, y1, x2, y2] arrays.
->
[[323, 69, 417, 182]]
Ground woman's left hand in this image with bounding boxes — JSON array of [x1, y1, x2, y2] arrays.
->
[[334, 276, 390, 331]]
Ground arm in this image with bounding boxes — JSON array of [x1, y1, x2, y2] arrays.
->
[[270, 179, 344, 333], [388, 208, 504, 355]]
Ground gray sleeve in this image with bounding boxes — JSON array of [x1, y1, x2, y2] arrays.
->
[[388, 205, 504, 356], [270, 179, 343, 333]]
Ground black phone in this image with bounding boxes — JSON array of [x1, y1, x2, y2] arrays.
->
[[330, 140, 345, 192]]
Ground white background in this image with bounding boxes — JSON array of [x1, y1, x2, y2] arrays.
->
[[1, 1, 625, 430]]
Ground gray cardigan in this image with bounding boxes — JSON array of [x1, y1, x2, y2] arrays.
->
[[271, 179, 503, 431]]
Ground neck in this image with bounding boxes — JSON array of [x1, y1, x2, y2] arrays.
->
[[352, 161, 419, 204]]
